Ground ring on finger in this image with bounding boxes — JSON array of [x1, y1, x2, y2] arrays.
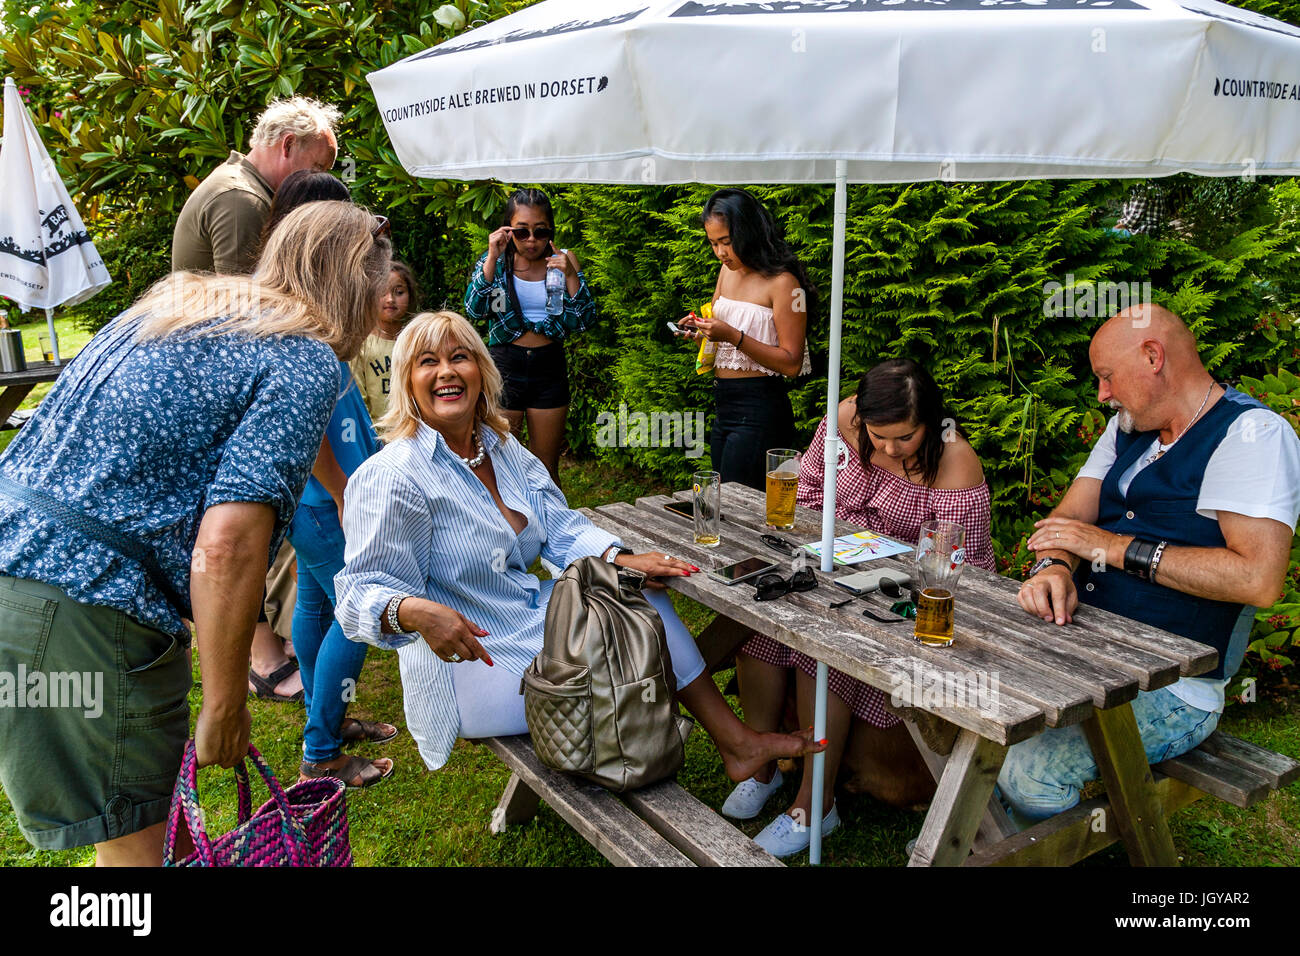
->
[[449, 652, 463, 663]]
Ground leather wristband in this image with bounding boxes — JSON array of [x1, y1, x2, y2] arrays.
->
[[1123, 538, 1157, 580]]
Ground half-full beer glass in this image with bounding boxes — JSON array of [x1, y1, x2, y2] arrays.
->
[[912, 520, 966, 647], [693, 471, 721, 547], [766, 449, 800, 530]]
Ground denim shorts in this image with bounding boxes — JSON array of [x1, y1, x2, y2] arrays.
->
[[0, 576, 191, 850], [490, 341, 570, 410]]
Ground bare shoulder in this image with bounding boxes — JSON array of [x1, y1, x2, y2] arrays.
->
[[836, 398, 860, 454], [933, 435, 985, 490]]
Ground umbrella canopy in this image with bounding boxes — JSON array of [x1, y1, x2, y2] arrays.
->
[[0, 76, 112, 358], [369, 0, 1300, 185], [368, 0, 1300, 864]]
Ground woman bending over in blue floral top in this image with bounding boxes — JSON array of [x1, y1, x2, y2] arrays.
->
[[0, 201, 391, 865], [463, 188, 596, 488]]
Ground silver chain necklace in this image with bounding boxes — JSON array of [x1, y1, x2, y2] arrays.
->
[[1145, 381, 1215, 465]]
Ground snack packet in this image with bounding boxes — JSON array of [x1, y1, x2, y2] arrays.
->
[[694, 302, 717, 376]]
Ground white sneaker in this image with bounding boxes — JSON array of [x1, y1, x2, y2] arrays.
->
[[753, 804, 841, 859], [720, 770, 784, 820]]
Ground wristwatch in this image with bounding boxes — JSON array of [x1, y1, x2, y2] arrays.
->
[[1028, 556, 1072, 578], [604, 545, 633, 564]]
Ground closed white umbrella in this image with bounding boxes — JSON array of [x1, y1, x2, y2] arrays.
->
[[0, 76, 112, 364], [368, 0, 1300, 863]]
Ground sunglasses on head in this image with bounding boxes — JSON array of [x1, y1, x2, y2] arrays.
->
[[510, 225, 554, 242], [371, 215, 391, 239], [753, 567, 817, 602]]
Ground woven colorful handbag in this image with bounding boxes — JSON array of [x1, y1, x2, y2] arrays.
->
[[163, 740, 352, 867]]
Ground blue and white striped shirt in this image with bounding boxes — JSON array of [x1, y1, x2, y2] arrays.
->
[[334, 419, 619, 769]]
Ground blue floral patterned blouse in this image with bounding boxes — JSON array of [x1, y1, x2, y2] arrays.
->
[[0, 313, 340, 638]]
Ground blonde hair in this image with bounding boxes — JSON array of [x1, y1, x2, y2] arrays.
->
[[129, 202, 390, 360], [250, 96, 341, 149], [376, 310, 511, 445]]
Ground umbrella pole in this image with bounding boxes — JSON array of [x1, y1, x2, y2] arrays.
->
[[810, 160, 848, 865], [44, 308, 60, 364]]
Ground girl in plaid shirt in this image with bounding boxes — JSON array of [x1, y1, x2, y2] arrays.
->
[[725, 359, 996, 857]]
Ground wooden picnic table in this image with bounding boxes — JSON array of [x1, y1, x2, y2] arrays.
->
[[0, 361, 66, 429], [581, 481, 1220, 867]]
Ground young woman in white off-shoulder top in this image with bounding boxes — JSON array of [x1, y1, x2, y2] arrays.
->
[[676, 188, 815, 489]]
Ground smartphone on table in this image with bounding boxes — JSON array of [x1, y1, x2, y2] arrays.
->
[[834, 568, 912, 596], [663, 500, 694, 519], [707, 556, 779, 586]]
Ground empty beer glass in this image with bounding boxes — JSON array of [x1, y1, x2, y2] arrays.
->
[[912, 520, 967, 647]]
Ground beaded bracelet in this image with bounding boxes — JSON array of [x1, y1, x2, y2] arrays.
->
[[385, 595, 405, 633]]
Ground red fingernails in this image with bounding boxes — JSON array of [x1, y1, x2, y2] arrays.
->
[[691, 566, 701, 572], [818, 738, 829, 747]]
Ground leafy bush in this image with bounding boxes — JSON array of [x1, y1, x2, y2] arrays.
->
[[70, 214, 175, 333]]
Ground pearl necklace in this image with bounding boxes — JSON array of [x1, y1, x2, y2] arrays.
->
[[1145, 381, 1215, 465], [458, 432, 487, 469]]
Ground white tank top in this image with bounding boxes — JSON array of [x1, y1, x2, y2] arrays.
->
[[712, 296, 812, 376], [512, 275, 548, 326]]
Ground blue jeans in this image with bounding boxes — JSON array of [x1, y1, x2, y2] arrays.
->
[[287, 502, 370, 763], [997, 687, 1219, 821]]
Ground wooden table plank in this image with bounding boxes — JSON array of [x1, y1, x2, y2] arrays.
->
[[691, 509, 1100, 729], [716, 481, 1215, 689], [584, 505, 1046, 746], [906, 729, 1008, 867], [1154, 748, 1273, 808], [1080, 705, 1179, 866], [1196, 733, 1300, 789], [622, 781, 785, 867], [966, 776, 1204, 867], [482, 737, 693, 867]]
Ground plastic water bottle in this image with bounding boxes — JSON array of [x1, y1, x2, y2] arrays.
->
[[545, 251, 566, 316]]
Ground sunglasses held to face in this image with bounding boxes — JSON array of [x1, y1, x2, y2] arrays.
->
[[510, 226, 555, 242]]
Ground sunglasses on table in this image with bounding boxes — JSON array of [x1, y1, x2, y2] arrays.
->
[[372, 215, 392, 239], [510, 226, 555, 242], [760, 534, 799, 556], [753, 567, 818, 602]]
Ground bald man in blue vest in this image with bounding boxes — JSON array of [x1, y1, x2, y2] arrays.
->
[[1002, 303, 1300, 822]]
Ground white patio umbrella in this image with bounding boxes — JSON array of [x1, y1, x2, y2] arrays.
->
[[0, 76, 112, 364], [368, 0, 1300, 863]]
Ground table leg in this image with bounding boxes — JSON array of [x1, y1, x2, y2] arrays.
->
[[489, 773, 541, 833], [1080, 703, 1179, 866], [904, 720, 1017, 847], [0, 384, 36, 426], [908, 730, 1008, 867]]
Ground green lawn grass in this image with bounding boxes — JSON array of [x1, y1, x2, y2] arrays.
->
[[1, 427, 1298, 866]]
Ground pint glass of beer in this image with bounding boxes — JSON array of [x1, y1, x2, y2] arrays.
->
[[914, 588, 955, 646], [693, 471, 721, 547], [765, 449, 800, 530], [912, 521, 966, 647]]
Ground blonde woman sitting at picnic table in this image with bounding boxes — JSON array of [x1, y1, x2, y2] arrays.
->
[[730, 358, 997, 857], [334, 310, 824, 778]]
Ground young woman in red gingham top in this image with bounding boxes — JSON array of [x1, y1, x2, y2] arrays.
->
[[728, 359, 997, 857]]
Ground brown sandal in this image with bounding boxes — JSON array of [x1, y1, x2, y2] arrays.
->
[[299, 755, 395, 790], [339, 717, 399, 745]]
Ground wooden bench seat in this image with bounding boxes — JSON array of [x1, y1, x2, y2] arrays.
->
[[966, 732, 1299, 866], [482, 734, 783, 867]]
